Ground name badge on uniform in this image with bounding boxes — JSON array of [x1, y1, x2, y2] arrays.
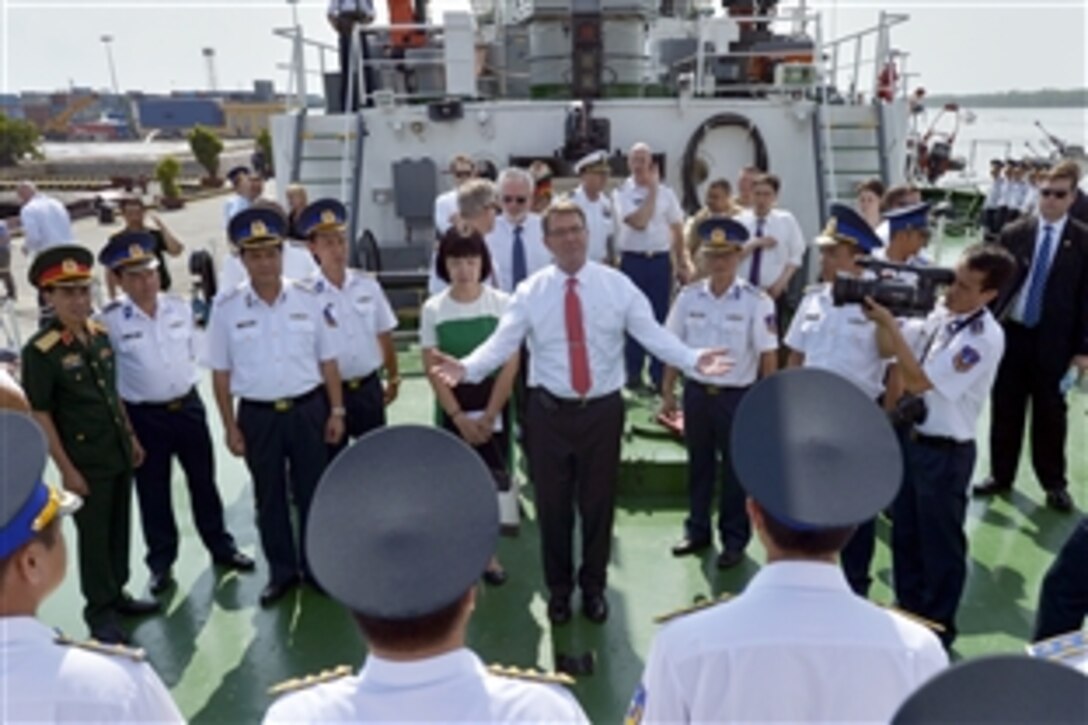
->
[[61, 353, 83, 370], [847, 317, 867, 326], [168, 320, 185, 330], [687, 311, 706, 319], [236, 320, 257, 329], [805, 313, 820, 321], [289, 312, 309, 321], [121, 332, 143, 341], [726, 314, 744, 322]]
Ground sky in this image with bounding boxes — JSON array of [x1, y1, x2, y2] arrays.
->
[[0, 0, 1084, 96]]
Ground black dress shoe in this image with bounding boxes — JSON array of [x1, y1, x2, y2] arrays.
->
[[149, 569, 175, 596], [90, 622, 130, 645], [260, 577, 300, 607], [1046, 489, 1074, 513], [716, 549, 744, 570], [547, 596, 572, 625], [582, 593, 609, 624], [115, 592, 162, 616], [671, 537, 711, 557], [483, 567, 508, 586], [215, 550, 256, 572], [972, 478, 1012, 497]]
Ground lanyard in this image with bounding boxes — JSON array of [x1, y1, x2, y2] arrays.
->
[[920, 308, 984, 363]]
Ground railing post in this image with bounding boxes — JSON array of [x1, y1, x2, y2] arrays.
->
[[871, 10, 888, 101], [293, 28, 308, 111]]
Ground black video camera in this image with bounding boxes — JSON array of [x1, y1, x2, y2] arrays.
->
[[832, 258, 955, 318]]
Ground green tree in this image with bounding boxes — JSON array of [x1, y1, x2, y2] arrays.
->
[[256, 127, 274, 177], [0, 113, 43, 167], [155, 155, 182, 200], [188, 124, 224, 180]]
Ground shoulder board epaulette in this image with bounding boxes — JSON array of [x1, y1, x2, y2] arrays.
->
[[740, 282, 769, 298], [879, 603, 946, 633], [88, 320, 108, 335], [488, 664, 575, 687], [218, 286, 243, 303], [290, 278, 317, 294], [653, 593, 733, 624], [101, 300, 122, 315], [803, 283, 824, 294], [1025, 629, 1087, 662], [268, 665, 353, 696], [55, 632, 146, 662], [33, 330, 62, 353]]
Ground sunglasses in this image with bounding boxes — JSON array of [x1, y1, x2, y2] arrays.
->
[[503, 195, 528, 204], [1040, 189, 1069, 199]]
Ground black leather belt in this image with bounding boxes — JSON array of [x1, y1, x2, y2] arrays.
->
[[534, 388, 618, 410], [128, 387, 196, 412], [621, 250, 669, 259], [912, 431, 970, 449], [343, 371, 378, 391], [241, 386, 322, 412], [694, 382, 749, 396]]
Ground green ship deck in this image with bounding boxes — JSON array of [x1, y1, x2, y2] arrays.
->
[[13, 192, 1086, 722]]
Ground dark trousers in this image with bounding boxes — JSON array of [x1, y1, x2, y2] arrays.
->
[[237, 388, 329, 584], [620, 252, 671, 389], [681, 383, 750, 551], [893, 434, 975, 647], [989, 322, 1068, 492], [527, 389, 624, 598], [440, 412, 511, 480], [841, 518, 876, 597], [0, 269, 14, 300], [338, 27, 375, 111], [328, 373, 385, 460], [73, 469, 132, 629], [126, 390, 236, 575], [1034, 517, 1088, 641]]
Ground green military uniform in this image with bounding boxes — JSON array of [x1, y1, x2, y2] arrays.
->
[[20, 246, 135, 632]]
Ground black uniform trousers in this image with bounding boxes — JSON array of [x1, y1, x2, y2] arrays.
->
[[527, 389, 624, 598], [125, 389, 236, 575], [841, 518, 877, 597], [73, 469, 132, 629], [237, 387, 329, 585], [893, 433, 975, 647], [990, 322, 1069, 492], [1033, 517, 1088, 642], [337, 26, 375, 111], [328, 373, 385, 461], [681, 383, 750, 552]]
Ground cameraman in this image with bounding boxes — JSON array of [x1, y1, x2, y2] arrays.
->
[[785, 203, 888, 596], [864, 243, 1016, 648]]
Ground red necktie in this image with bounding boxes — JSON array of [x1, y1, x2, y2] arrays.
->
[[565, 277, 592, 397]]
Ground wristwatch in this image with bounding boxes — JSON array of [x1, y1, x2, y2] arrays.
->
[[331, 406, 347, 417]]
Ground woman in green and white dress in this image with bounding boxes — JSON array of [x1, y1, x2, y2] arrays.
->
[[421, 228, 518, 584]]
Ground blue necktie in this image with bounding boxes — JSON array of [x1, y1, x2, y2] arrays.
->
[[1022, 224, 1054, 328], [748, 218, 765, 285], [512, 225, 527, 288]]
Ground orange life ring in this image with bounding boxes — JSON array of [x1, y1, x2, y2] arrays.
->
[[877, 62, 898, 102]]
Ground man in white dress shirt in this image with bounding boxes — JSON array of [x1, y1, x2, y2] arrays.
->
[[98, 232, 254, 597], [431, 200, 730, 625], [613, 143, 693, 392], [16, 182, 72, 259], [487, 167, 550, 293], [735, 173, 806, 314], [628, 369, 948, 724], [0, 412, 184, 723], [264, 426, 589, 724], [569, 150, 615, 264], [222, 166, 252, 229], [433, 155, 476, 235]]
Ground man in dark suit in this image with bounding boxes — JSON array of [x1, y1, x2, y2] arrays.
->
[[975, 161, 1088, 511]]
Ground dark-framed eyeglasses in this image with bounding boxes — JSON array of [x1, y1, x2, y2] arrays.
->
[[1040, 188, 1069, 199], [503, 195, 528, 204]]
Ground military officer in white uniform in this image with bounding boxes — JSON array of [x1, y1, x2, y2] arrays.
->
[[263, 425, 589, 723], [208, 208, 346, 608], [302, 198, 399, 458], [865, 242, 1016, 647], [662, 217, 778, 569], [873, 202, 933, 267], [785, 203, 889, 596], [98, 232, 254, 596], [569, 150, 615, 264], [0, 411, 184, 723], [628, 369, 948, 725]]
